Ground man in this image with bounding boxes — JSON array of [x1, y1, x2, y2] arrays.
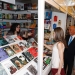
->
[[64, 25, 75, 75]]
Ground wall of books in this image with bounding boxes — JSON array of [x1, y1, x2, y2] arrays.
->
[[0, 34, 51, 75], [0, 1, 38, 37]]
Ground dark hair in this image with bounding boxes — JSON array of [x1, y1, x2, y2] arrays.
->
[[9, 23, 20, 34], [54, 27, 67, 47]]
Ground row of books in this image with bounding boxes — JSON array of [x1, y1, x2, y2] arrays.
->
[[0, 20, 37, 29], [0, 13, 38, 20], [0, 2, 38, 10], [0, 56, 51, 75]]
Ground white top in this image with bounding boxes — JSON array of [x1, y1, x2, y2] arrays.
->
[[51, 42, 63, 68]]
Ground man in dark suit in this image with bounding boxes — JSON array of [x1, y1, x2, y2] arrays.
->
[[64, 25, 75, 75]]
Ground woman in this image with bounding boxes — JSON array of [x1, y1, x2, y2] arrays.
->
[[44, 27, 66, 75], [7, 23, 20, 35]]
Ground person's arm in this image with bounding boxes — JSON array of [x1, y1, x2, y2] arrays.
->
[[44, 44, 53, 50], [55, 42, 64, 75]]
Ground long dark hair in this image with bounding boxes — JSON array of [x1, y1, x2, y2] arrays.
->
[[54, 27, 67, 47], [9, 23, 20, 34]]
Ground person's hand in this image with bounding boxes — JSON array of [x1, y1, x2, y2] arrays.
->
[[55, 72, 61, 75]]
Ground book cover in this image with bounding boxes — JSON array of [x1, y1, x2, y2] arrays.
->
[[2, 13, 5, 19], [3, 35, 15, 43], [27, 3, 32, 10], [28, 47, 38, 57], [21, 4, 24, 10], [0, 2, 2, 10], [22, 51, 34, 61], [13, 14, 18, 20], [3, 46, 15, 56], [0, 63, 8, 75], [0, 13, 2, 19], [17, 53, 28, 65], [0, 22, 3, 28], [10, 44, 22, 53], [27, 65, 37, 75], [2, 60, 17, 74], [0, 48, 9, 61], [24, 4, 28, 10], [32, 3, 37, 9], [2, 22, 7, 28], [11, 56, 24, 70], [18, 41, 27, 51], [3, 3, 7, 9]]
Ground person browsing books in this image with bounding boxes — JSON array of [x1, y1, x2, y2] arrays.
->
[[44, 27, 66, 75], [7, 23, 20, 35]]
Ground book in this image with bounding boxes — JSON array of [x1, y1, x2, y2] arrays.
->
[[10, 44, 22, 53], [0, 63, 8, 75], [3, 46, 15, 56], [0, 13, 2, 19], [27, 65, 37, 75], [17, 41, 28, 51], [11, 56, 24, 70], [28, 47, 38, 57], [22, 51, 34, 61], [2, 60, 17, 74], [0, 2, 2, 10], [3, 35, 15, 43], [0, 48, 9, 61], [2, 13, 5, 19], [24, 4, 28, 10], [17, 53, 28, 65]]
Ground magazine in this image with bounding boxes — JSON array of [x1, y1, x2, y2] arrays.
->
[[3, 46, 15, 56], [0, 48, 9, 61], [2, 60, 17, 74], [10, 44, 22, 53], [22, 51, 34, 61], [27, 65, 37, 75], [11, 56, 24, 70], [17, 53, 28, 65]]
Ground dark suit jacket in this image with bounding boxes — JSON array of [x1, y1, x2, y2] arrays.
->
[[64, 35, 75, 61]]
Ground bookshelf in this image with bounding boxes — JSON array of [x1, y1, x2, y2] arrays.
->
[[0, 1, 38, 36], [0, 34, 52, 75]]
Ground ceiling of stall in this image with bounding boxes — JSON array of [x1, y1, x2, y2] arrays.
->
[[45, 0, 75, 18]]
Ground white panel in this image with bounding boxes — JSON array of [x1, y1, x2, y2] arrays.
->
[[0, 0, 15, 4]]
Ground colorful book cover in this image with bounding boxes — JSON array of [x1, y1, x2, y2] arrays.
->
[[2, 60, 17, 75], [2, 22, 7, 28], [10, 44, 22, 53], [17, 53, 28, 65], [32, 3, 37, 9], [0, 13, 2, 19], [3, 46, 15, 56], [0, 38, 8, 46], [18, 41, 27, 51], [45, 11, 52, 19], [0, 22, 3, 28], [22, 51, 34, 61], [11, 56, 24, 70], [28, 47, 38, 57], [0, 2, 2, 10], [3, 35, 15, 43], [0, 63, 8, 75], [27, 65, 37, 75], [0, 48, 9, 61]]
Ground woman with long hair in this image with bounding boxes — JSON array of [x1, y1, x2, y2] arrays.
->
[[44, 27, 66, 75]]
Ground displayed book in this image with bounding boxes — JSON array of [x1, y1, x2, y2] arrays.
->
[[26, 14, 31, 19], [2, 46, 15, 56], [27, 3, 32, 10], [2, 13, 5, 19], [20, 4, 24, 10], [28, 47, 38, 57], [3, 3, 7, 9], [0, 63, 8, 75], [0, 22, 3, 28], [0, 13, 2, 19], [9, 44, 22, 53], [32, 3, 37, 9], [13, 14, 18, 20], [17, 40, 28, 51], [27, 65, 37, 75], [16, 53, 28, 65], [22, 51, 34, 61], [31, 13, 38, 19], [2, 22, 7, 28], [17, 4, 21, 10], [0, 48, 9, 61], [0, 2, 2, 10], [0, 38, 8, 46], [18, 14, 22, 19], [11, 56, 24, 70], [2, 60, 17, 75], [3, 35, 15, 43], [24, 4, 28, 10]]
